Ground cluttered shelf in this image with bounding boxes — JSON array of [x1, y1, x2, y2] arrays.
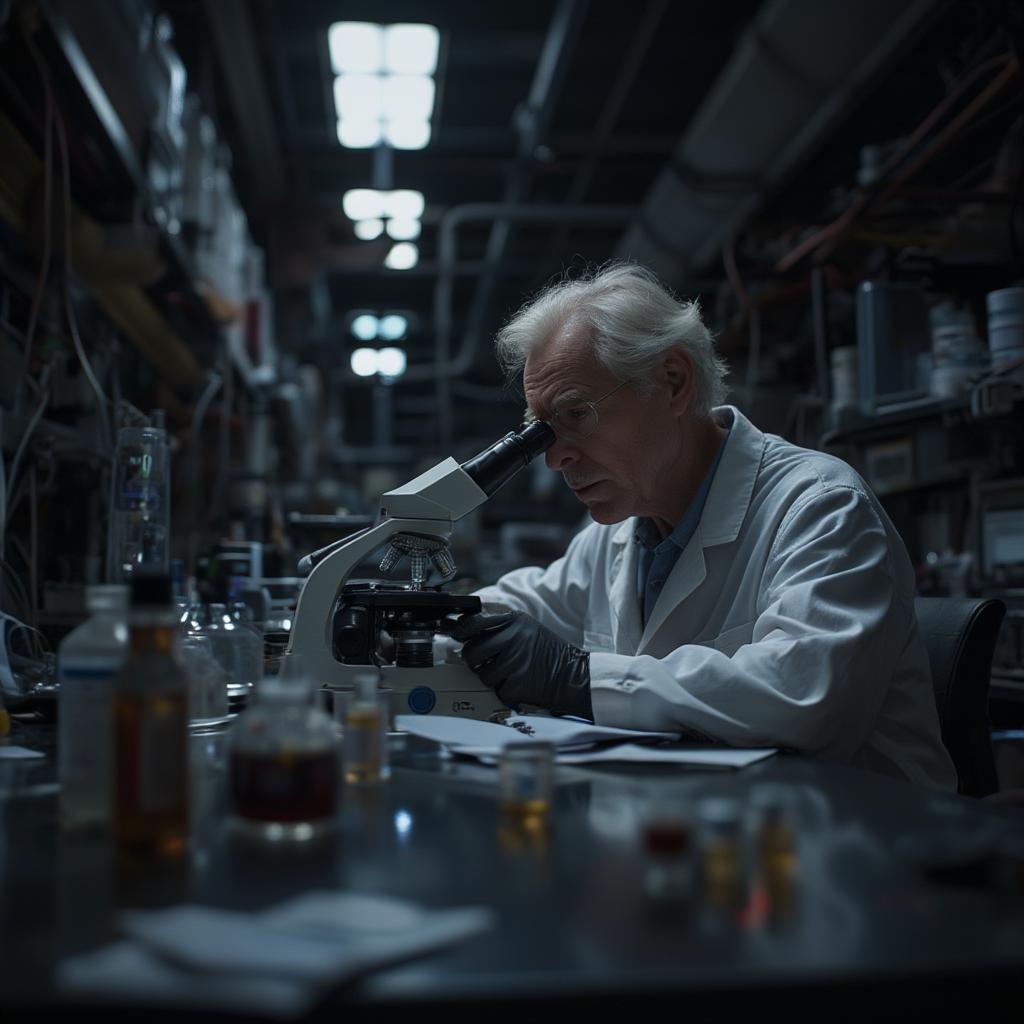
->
[[0, 3, 276, 396]]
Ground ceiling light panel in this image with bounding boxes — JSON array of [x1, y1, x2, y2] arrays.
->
[[384, 243, 418, 271], [353, 218, 384, 240], [351, 314, 379, 341], [385, 217, 421, 241], [383, 190, 425, 220], [379, 314, 408, 340], [328, 23, 383, 74], [384, 24, 439, 75], [381, 77, 435, 122], [343, 189, 386, 220], [334, 75, 383, 121], [377, 347, 408, 378], [350, 348, 379, 376], [337, 120, 381, 149]]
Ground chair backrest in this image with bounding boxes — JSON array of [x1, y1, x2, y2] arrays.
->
[[914, 596, 1006, 797]]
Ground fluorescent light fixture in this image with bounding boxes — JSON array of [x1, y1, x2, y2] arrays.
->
[[353, 218, 384, 240], [384, 242, 418, 270], [377, 347, 408, 378], [385, 217, 420, 241], [334, 74, 383, 121], [381, 76, 435, 122], [379, 314, 408, 340], [351, 314, 379, 341], [383, 119, 431, 151], [384, 24, 439, 75], [350, 348, 378, 376], [383, 189, 425, 220], [337, 119, 382, 148], [328, 22, 383, 74], [342, 189, 386, 221]]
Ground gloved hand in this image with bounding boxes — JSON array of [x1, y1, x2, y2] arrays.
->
[[452, 611, 593, 719]]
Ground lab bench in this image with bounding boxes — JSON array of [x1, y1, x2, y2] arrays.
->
[[1, 718, 1022, 1021]]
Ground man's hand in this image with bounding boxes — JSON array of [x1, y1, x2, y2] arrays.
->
[[451, 611, 593, 719]]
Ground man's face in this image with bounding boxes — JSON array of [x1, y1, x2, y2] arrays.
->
[[523, 321, 686, 526]]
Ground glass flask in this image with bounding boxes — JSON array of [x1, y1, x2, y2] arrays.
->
[[227, 676, 339, 842]]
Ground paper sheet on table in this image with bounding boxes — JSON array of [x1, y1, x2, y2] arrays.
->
[[556, 743, 778, 768], [0, 744, 46, 759], [395, 714, 679, 755], [59, 890, 494, 1019]]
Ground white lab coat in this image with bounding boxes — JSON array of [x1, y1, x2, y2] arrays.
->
[[475, 406, 957, 790]]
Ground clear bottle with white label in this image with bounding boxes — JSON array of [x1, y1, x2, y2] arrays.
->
[[57, 585, 129, 829]]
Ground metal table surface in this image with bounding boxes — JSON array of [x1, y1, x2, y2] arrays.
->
[[1, 716, 1023, 1020]]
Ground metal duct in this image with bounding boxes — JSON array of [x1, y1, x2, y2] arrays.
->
[[616, 0, 944, 289]]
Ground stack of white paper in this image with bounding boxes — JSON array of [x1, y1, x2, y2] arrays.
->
[[59, 891, 494, 1018], [395, 714, 777, 769]]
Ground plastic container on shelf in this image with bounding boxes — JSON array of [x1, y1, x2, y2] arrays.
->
[[57, 585, 130, 830], [986, 286, 1024, 354]]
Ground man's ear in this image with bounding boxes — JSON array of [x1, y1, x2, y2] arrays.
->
[[659, 347, 694, 414]]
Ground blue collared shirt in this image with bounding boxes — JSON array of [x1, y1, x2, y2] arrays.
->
[[636, 427, 731, 627]]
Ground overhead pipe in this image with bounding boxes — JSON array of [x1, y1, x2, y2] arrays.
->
[[398, 203, 636, 449]]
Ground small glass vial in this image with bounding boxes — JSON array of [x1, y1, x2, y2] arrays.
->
[[342, 673, 389, 785], [499, 742, 555, 823], [228, 676, 339, 842], [697, 796, 745, 910], [748, 783, 799, 922], [641, 799, 694, 908]]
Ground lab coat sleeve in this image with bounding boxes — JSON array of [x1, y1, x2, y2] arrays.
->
[[589, 485, 905, 758], [472, 524, 601, 646]]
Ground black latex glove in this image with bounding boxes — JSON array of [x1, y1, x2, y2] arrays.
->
[[452, 611, 593, 719]]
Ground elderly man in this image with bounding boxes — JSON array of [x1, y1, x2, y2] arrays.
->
[[454, 263, 956, 790]]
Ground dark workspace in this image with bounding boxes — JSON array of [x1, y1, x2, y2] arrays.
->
[[1, 0, 1023, 1018]]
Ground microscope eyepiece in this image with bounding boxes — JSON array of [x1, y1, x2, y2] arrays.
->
[[460, 420, 556, 497]]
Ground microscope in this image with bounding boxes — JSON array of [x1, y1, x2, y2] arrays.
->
[[281, 420, 555, 720]]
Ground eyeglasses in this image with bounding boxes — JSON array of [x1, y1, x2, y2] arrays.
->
[[526, 380, 628, 442]]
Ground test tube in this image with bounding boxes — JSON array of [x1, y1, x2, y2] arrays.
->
[[342, 673, 390, 784]]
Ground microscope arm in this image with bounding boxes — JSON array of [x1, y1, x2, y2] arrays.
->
[[283, 515, 452, 683]]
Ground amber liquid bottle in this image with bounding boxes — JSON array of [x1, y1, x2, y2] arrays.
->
[[112, 574, 189, 861]]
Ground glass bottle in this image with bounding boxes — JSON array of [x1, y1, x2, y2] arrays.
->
[[112, 574, 189, 861], [57, 584, 129, 829], [229, 601, 264, 690], [227, 676, 339, 842], [178, 633, 228, 720]]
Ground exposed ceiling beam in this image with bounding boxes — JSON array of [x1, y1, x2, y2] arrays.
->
[[203, 0, 287, 202]]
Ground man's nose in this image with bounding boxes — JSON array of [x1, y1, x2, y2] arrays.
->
[[545, 435, 579, 471]]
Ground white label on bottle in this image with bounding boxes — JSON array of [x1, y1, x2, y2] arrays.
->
[[58, 657, 122, 827]]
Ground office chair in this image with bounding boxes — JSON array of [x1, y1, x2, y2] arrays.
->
[[914, 596, 1006, 798]]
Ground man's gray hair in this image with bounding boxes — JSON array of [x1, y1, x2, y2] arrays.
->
[[495, 262, 729, 417]]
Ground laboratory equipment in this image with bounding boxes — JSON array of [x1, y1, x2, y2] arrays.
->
[[856, 281, 931, 412], [282, 420, 555, 721], [57, 584, 129, 829], [108, 426, 170, 581]]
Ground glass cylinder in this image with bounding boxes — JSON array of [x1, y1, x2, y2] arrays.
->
[[108, 427, 170, 581]]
